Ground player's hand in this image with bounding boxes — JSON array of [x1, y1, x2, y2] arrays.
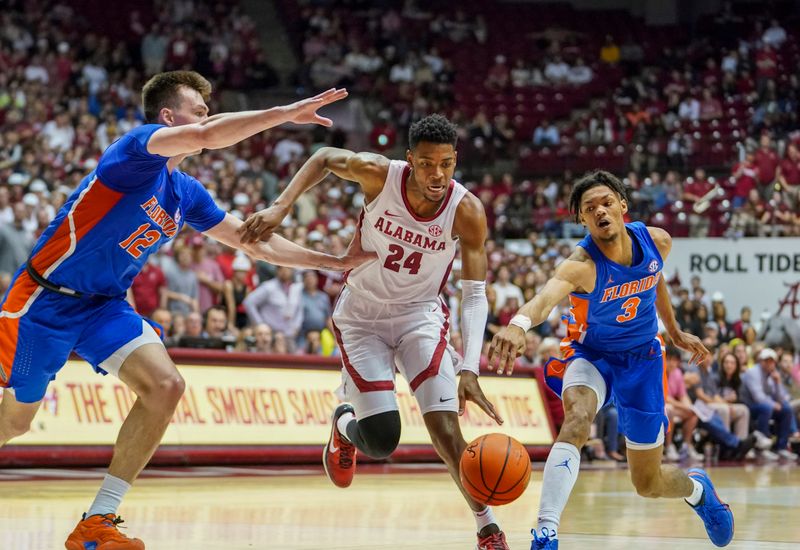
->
[[458, 371, 503, 425], [337, 228, 377, 271], [285, 88, 349, 127], [238, 204, 289, 244], [487, 325, 526, 375], [671, 330, 711, 366]]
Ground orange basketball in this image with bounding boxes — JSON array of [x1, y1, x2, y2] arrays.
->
[[459, 433, 532, 506]]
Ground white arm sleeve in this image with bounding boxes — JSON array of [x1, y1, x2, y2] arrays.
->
[[460, 279, 488, 375]]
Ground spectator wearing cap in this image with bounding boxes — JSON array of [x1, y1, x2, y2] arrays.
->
[[740, 348, 798, 460], [223, 254, 256, 330], [243, 266, 304, 340]]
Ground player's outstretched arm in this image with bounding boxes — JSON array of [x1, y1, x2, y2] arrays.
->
[[147, 88, 348, 158], [648, 226, 712, 366], [206, 213, 376, 271], [452, 194, 502, 424], [487, 249, 592, 375], [238, 147, 389, 243]]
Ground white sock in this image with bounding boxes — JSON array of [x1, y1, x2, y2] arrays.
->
[[337, 412, 355, 441], [87, 474, 131, 517], [537, 442, 581, 538], [474, 506, 497, 531], [685, 478, 704, 506]]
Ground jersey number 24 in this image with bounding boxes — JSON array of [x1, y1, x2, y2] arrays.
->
[[383, 244, 422, 275]]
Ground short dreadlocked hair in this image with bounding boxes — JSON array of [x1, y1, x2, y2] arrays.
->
[[408, 114, 458, 150], [569, 170, 629, 222]]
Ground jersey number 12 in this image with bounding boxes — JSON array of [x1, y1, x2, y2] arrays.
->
[[384, 244, 422, 275]]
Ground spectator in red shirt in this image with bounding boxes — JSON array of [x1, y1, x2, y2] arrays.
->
[[683, 167, 713, 203], [778, 143, 800, 193], [699, 88, 723, 120], [732, 150, 758, 207], [131, 258, 167, 318], [755, 44, 778, 91], [754, 133, 779, 187]]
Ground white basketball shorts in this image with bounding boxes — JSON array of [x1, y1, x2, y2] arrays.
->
[[331, 286, 460, 419]]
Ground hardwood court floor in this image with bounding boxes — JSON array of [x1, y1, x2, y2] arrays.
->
[[0, 462, 797, 549]]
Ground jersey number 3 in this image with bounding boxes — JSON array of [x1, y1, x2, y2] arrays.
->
[[384, 244, 422, 274], [120, 223, 161, 259], [616, 297, 641, 323]]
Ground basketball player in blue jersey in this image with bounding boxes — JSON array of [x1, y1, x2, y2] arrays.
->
[[488, 170, 734, 549], [0, 71, 373, 550]]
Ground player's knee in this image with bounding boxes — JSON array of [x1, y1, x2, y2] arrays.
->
[[359, 411, 401, 459], [159, 375, 186, 406], [631, 472, 661, 498], [0, 414, 33, 440], [560, 408, 594, 446]]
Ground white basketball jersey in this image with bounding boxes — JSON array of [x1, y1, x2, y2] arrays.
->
[[345, 160, 468, 304]]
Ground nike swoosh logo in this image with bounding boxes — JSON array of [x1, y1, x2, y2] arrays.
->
[[384, 210, 401, 217], [439, 397, 455, 403], [329, 440, 339, 454]]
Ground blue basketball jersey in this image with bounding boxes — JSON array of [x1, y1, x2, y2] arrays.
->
[[26, 124, 225, 297], [563, 222, 663, 352]]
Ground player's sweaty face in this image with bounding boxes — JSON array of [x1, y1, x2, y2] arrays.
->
[[407, 142, 457, 203], [579, 185, 627, 238]]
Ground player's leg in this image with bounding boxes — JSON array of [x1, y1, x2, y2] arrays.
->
[[0, 389, 42, 446], [325, 291, 400, 487], [531, 357, 605, 548], [67, 305, 178, 550], [394, 305, 508, 549], [618, 342, 733, 547]]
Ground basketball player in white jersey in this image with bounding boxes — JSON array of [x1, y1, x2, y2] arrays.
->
[[239, 115, 509, 550]]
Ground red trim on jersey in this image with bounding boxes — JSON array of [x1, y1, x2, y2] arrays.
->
[[0, 179, 123, 384], [343, 210, 366, 285], [400, 165, 455, 222], [331, 319, 395, 393], [28, 179, 123, 280], [409, 299, 450, 391], [437, 259, 454, 295]]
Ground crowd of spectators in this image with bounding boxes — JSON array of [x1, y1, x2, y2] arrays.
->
[[1, 2, 800, 466]]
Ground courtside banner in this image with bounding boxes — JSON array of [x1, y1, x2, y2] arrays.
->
[[3, 360, 553, 447]]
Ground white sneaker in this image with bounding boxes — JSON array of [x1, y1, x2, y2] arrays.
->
[[753, 430, 774, 450], [744, 449, 757, 460], [760, 449, 780, 461], [777, 449, 798, 461], [685, 445, 704, 462], [664, 444, 680, 462]]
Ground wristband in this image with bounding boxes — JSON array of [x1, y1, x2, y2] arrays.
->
[[509, 314, 532, 333]]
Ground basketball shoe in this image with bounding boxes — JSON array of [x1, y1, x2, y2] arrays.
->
[[476, 530, 509, 549], [65, 513, 144, 549], [530, 528, 558, 549], [323, 402, 357, 488], [687, 468, 734, 547]]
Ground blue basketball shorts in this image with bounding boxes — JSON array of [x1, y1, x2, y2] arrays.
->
[[544, 337, 668, 449], [0, 270, 164, 403]]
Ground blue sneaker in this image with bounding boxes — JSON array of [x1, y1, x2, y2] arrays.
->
[[687, 468, 734, 547], [530, 528, 558, 549]]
